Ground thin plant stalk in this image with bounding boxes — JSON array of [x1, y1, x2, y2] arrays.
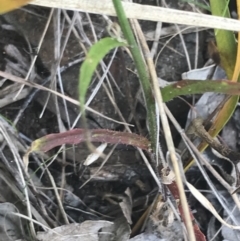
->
[[112, 0, 157, 151], [112, 0, 196, 240], [130, 17, 196, 241]]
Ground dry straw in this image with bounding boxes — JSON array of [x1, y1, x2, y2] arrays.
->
[[31, 0, 240, 31]]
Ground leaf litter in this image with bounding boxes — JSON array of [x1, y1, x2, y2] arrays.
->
[[1, 1, 240, 241]]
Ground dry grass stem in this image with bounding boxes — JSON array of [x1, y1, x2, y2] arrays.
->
[[0, 71, 132, 126], [0, 121, 36, 238], [130, 17, 196, 240], [30, 0, 240, 31]]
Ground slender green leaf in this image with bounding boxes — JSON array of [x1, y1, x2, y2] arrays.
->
[[209, 0, 236, 78], [79, 37, 127, 111], [161, 80, 240, 102]]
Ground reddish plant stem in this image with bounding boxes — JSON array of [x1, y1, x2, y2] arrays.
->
[[160, 167, 206, 241], [31, 128, 151, 153]]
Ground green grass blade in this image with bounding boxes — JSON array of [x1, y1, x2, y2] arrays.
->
[[161, 80, 240, 102], [79, 37, 127, 113], [209, 0, 236, 78]]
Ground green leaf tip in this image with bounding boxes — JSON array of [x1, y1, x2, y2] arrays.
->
[[79, 37, 128, 111]]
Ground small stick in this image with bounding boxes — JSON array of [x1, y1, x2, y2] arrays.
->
[[188, 117, 240, 186], [183, 95, 231, 168], [189, 118, 240, 164]]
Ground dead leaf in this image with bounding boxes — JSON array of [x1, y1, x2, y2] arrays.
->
[[0, 203, 24, 240], [119, 188, 133, 224], [186, 182, 240, 230], [37, 221, 113, 241]]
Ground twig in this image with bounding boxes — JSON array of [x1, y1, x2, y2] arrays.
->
[[188, 117, 240, 188], [44, 166, 69, 224], [14, 8, 54, 100], [188, 118, 240, 164]]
